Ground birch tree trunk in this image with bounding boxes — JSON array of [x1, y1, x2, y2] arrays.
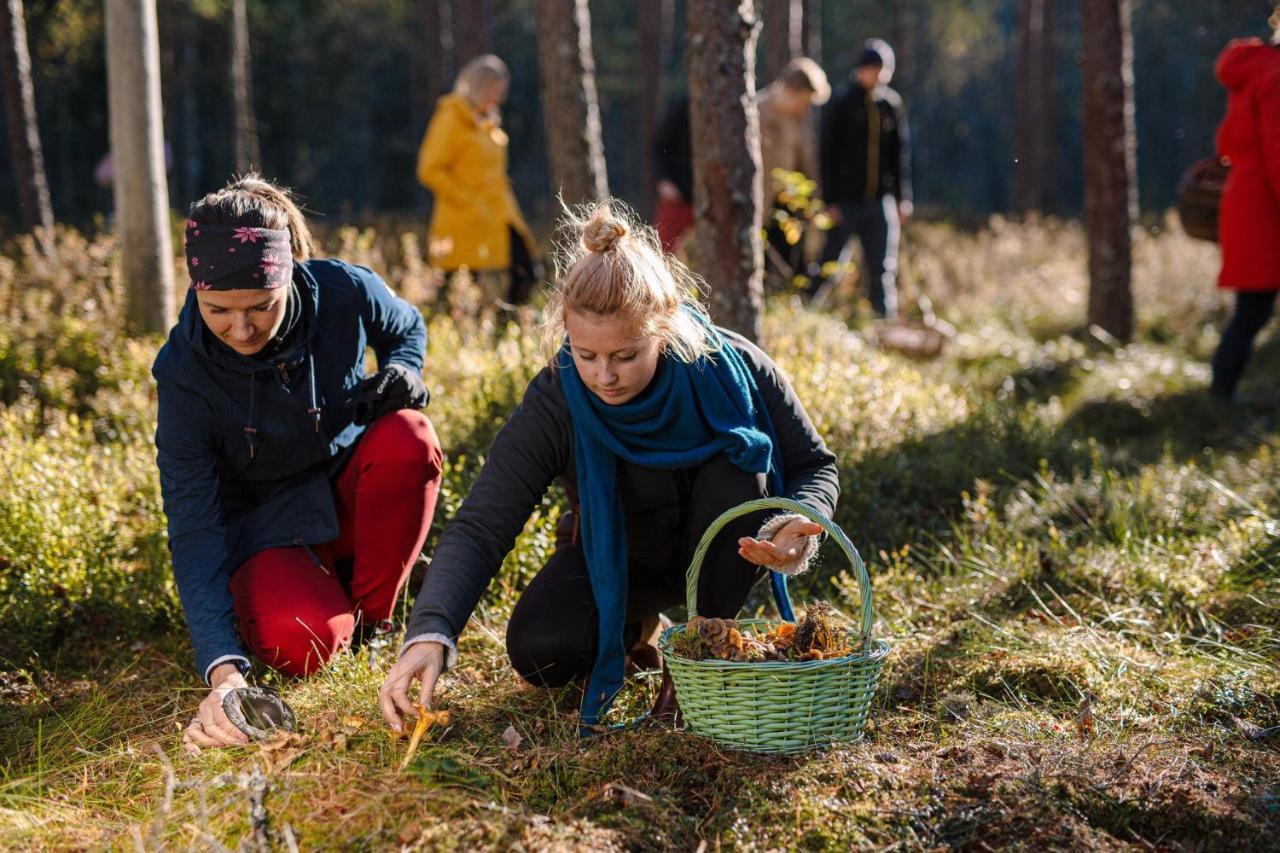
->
[[534, 0, 609, 204], [0, 0, 54, 251], [685, 0, 764, 343], [1082, 0, 1136, 342], [105, 0, 175, 334]]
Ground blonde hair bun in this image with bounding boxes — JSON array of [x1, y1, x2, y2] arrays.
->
[[581, 207, 628, 254], [542, 199, 714, 366]]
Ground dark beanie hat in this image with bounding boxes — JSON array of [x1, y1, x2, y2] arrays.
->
[[855, 46, 884, 68]]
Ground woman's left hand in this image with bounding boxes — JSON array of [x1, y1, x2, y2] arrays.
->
[[738, 518, 823, 570]]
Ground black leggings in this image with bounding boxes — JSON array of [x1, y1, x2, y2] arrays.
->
[[1212, 290, 1277, 399], [505, 455, 772, 688]]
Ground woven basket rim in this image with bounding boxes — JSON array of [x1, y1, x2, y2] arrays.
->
[[658, 623, 891, 670]]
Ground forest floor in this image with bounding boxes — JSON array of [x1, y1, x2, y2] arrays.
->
[[1, 217, 1278, 850]]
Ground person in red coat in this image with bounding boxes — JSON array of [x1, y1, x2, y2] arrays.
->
[[1211, 23, 1280, 400]]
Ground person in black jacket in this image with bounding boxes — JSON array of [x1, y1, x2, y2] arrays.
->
[[379, 202, 839, 732], [812, 39, 913, 318]]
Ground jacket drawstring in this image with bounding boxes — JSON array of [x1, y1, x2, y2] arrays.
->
[[307, 351, 322, 432], [243, 374, 259, 459]]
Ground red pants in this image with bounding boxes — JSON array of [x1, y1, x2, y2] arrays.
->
[[655, 198, 694, 253], [229, 410, 443, 677]]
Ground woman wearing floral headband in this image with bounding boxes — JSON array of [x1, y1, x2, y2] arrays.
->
[[154, 174, 443, 752]]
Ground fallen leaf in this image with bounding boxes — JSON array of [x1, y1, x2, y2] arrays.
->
[[502, 724, 523, 752]]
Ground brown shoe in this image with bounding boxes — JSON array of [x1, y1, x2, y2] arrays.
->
[[649, 660, 682, 726], [626, 613, 672, 673]]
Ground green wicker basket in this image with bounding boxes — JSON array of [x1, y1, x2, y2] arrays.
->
[[657, 497, 889, 754]]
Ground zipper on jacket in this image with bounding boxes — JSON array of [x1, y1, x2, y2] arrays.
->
[[275, 361, 290, 387]]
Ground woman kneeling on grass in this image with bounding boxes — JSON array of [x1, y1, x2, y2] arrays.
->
[[379, 202, 838, 733], [153, 175, 444, 752]]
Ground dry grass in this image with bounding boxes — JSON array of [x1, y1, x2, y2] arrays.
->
[[0, 218, 1277, 850]]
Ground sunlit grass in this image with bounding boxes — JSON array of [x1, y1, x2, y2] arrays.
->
[[0, 220, 1276, 849]]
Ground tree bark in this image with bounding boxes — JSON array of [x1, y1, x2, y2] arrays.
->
[[453, 0, 491, 66], [801, 0, 820, 65], [230, 0, 260, 173], [685, 0, 764, 343], [761, 0, 801, 82], [0, 0, 54, 249], [1015, 0, 1056, 214], [534, 0, 609, 205], [637, 0, 672, 214], [105, 0, 175, 334], [1082, 0, 1135, 343]]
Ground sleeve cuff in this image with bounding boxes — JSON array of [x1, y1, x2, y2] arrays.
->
[[204, 654, 251, 686], [401, 633, 458, 670], [757, 513, 821, 576]]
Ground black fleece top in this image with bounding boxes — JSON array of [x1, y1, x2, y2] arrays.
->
[[404, 330, 840, 647]]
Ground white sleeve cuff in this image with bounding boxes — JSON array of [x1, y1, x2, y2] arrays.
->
[[204, 655, 251, 686], [401, 633, 458, 670], [756, 513, 821, 576]]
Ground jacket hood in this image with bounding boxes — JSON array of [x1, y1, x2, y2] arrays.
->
[[1217, 38, 1280, 91], [177, 261, 321, 375]]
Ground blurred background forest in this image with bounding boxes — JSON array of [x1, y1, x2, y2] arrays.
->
[[2, 0, 1275, 234]]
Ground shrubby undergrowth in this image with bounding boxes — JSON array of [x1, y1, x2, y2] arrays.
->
[[0, 219, 1276, 849]]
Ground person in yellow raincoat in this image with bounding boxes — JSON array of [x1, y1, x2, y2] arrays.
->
[[417, 55, 538, 303]]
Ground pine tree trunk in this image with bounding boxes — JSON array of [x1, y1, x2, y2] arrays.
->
[[637, 0, 671, 215], [891, 0, 915, 95], [0, 0, 54, 250], [1015, 0, 1056, 214], [105, 0, 175, 334], [453, 0, 491, 66], [535, 0, 609, 205], [230, 0, 260, 173], [801, 0, 820, 65], [685, 0, 764, 343], [1082, 0, 1135, 342], [761, 0, 801, 82]]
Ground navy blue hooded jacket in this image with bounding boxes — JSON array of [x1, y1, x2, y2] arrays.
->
[[152, 259, 426, 682]]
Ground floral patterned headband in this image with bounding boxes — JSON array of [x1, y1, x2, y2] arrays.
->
[[184, 221, 294, 291]]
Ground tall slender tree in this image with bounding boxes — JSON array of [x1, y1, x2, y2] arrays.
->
[[230, 0, 260, 173], [685, 0, 764, 342], [105, 0, 175, 334], [535, 0, 609, 204], [761, 0, 802, 81], [1015, 0, 1056, 213], [637, 0, 672, 214], [0, 0, 54, 252], [801, 0, 820, 65], [453, 0, 491, 66], [1082, 0, 1136, 342]]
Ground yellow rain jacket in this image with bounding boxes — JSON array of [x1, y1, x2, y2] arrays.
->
[[416, 94, 534, 271]]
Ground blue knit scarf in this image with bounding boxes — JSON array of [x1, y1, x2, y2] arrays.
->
[[558, 314, 793, 727]]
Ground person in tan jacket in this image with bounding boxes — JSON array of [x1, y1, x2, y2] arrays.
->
[[757, 58, 830, 285], [417, 55, 538, 303]]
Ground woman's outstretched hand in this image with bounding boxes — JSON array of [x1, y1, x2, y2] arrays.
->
[[183, 664, 250, 753], [738, 518, 823, 570], [379, 641, 446, 734]]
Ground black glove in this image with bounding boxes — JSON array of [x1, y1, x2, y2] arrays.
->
[[347, 364, 429, 426]]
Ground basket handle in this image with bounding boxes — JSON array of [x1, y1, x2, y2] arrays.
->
[[685, 497, 874, 639]]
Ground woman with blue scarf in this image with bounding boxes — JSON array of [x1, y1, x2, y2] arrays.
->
[[379, 203, 839, 732]]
